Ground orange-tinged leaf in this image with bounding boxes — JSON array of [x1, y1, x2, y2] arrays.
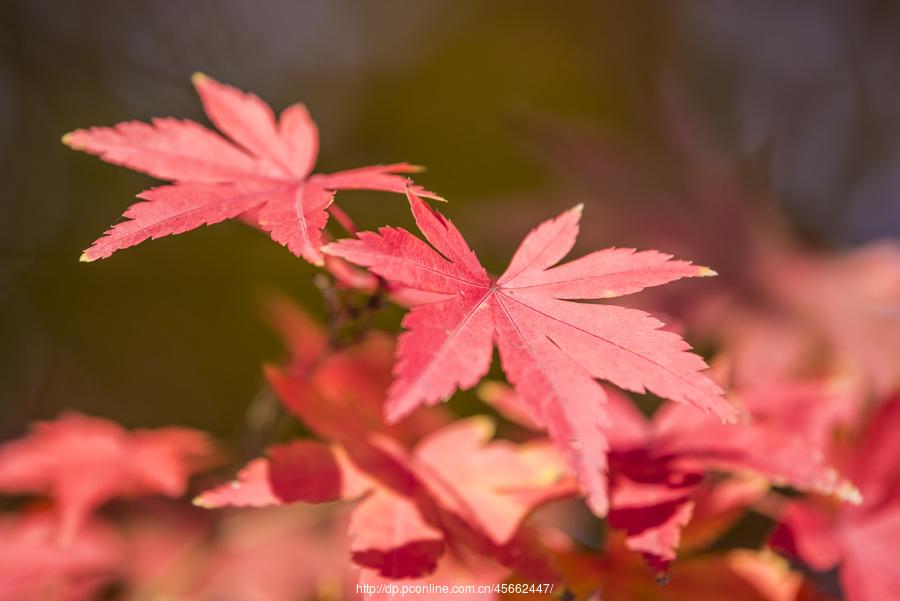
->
[[413, 417, 574, 546], [350, 489, 446, 579]]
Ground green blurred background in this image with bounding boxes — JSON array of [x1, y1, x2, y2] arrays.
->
[[2, 0, 899, 439]]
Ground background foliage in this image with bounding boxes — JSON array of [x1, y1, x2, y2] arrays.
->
[[2, 0, 899, 444]]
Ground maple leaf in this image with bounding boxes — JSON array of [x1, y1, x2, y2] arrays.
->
[[323, 188, 736, 515], [193, 441, 368, 510], [766, 242, 900, 398], [608, 378, 859, 572], [349, 486, 447, 579], [262, 298, 448, 447], [773, 395, 900, 601], [195, 315, 568, 581], [0, 413, 215, 542], [196, 417, 568, 580], [117, 502, 358, 601], [0, 510, 123, 601], [194, 506, 357, 601], [64, 74, 439, 264], [412, 416, 573, 546], [357, 548, 508, 600], [553, 533, 815, 601], [481, 378, 855, 572], [197, 443, 445, 582]]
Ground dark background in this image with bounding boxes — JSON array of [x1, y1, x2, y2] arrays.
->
[[2, 0, 899, 439]]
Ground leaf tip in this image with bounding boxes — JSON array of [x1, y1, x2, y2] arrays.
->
[[191, 72, 208, 86], [717, 403, 742, 425], [573, 203, 584, 213], [61, 131, 83, 150], [698, 266, 718, 277], [586, 494, 610, 518], [837, 480, 863, 505], [475, 381, 501, 401], [470, 415, 497, 439], [383, 410, 402, 426], [79, 252, 94, 263], [383, 399, 411, 426], [191, 495, 210, 508]]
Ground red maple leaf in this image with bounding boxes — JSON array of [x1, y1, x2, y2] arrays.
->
[[550, 531, 816, 601], [607, 379, 859, 572], [196, 308, 569, 582], [196, 507, 357, 601], [773, 395, 900, 601], [482, 378, 856, 572], [0, 413, 215, 542], [358, 548, 508, 600], [323, 188, 737, 515], [64, 74, 438, 264], [0, 510, 123, 601], [196, 419, 569, 581], [260, 297, 449, 447]]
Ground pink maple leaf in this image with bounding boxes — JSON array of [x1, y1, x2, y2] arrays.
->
[[195, 417, 568, 581], [482, 378, 855, 572], [117, 503, 358, 601], [198, 301, 567, 582], [357, 548, 508, 600], [773, 395, 900, 601], [323, 188, 736, 515], [262, 298, 448, 447], [766, 242, 900, 399], [0, 510, 123, 601], [604, 380, 857, 572], [64, 74, 439, 264], [194, 506, 356, 601], [0, 413, 215, 542]]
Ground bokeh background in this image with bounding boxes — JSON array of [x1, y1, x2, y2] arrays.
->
[[2, 0, 899, 439]]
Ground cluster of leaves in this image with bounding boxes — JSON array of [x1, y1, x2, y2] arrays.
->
[[1, 76, 898, 601]]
